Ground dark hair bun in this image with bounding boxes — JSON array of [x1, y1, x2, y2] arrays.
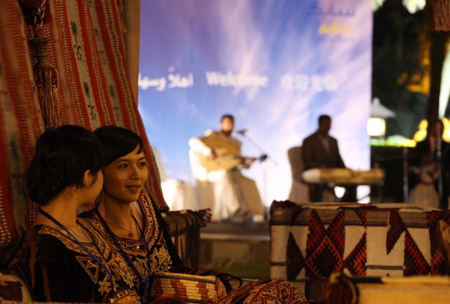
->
[[27, 125, 102, 205], [27, 158, 63, 205]]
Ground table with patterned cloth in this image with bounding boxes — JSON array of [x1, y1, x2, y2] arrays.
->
[[269, 201, 450, 292]]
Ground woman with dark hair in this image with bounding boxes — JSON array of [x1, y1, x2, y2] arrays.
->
[[83, 126, 232, 301], [86, 126, 307, 304], [9, 125, 141, 303]]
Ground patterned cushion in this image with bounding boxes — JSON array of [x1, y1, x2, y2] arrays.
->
[[0, 271, 32, 303], [270, 201, 450, 288]]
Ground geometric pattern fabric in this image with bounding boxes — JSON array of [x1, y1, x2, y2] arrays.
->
[[286, 232, 305, 281], [387, 210, 407, 254], [270, 201, 450, 281], [344, 232, 367, 276], [404, 230, 430, 275], [305, 210, 344, 278]]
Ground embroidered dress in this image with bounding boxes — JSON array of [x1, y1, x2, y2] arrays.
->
[[84, 193, 175, 298], [84, 194, 239, 299], [84, 193, 307, 303], [9, 218, 140, 303]]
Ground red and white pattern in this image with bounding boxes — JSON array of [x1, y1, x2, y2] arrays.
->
[[305, 210, 344, 278], [151, 272, 218, 304], [270, 201, 450, 289], [43, 0, 166, 213], [217, 279, 308, 304], [0, 0, 44, 259], [241, 280, 308, 304], [0, 0, 168, 259]]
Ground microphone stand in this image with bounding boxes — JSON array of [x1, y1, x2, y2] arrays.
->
[[436, 122, 444, 209], [236, 130, 278, 206], [236, 130, 278, 166], [402, 145, 409, 202]]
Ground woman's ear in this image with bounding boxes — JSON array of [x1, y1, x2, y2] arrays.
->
[[82, 170, 94, 187]]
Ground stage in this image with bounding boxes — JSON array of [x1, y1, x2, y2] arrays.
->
[[199, 221, 271, 280]]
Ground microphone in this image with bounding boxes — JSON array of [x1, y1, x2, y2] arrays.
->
[[235, 129, 247, 135]]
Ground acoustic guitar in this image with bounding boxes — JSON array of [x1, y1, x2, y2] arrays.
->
[[198, 137, 267, 171]]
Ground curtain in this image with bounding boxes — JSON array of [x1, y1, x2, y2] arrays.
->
[[0, 0, 44, 261], [0, 0, 168, 262]]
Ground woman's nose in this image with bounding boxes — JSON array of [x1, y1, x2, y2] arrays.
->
[[131, 164, 146, 179]]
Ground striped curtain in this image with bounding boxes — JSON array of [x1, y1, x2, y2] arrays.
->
[[0, 0, 168, 262], [0, 0, 44, 261]]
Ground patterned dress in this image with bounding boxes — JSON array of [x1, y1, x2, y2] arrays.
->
[[84, 193, 308, 304], [9, 218, 141, 303], [83, 193, 179, 301]]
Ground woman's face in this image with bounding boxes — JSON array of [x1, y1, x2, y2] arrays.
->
[[102, 145, 148, 204]]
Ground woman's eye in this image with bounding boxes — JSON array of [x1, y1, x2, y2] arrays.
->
[[140, 162, 147, 167], [118, 164, 128, 169]]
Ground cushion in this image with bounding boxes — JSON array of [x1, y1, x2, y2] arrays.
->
[[0, 271, 32, 303], [270, 201, 450, 286]]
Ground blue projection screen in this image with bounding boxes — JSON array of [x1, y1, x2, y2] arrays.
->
[[138, 0, 373, 207]]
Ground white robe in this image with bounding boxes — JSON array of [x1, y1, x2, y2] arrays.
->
[[189, 130, 265, 221]]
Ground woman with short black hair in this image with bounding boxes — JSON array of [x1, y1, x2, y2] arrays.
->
[[86, 125, 308, 304], [9, 125, 141, 303]]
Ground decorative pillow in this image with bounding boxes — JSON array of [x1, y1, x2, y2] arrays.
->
[[0, 271, 32, 303]]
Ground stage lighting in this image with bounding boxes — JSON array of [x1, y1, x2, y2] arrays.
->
[[367, 117, 386, 137]]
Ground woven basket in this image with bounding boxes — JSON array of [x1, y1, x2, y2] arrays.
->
[[150, 272, 218, 303]]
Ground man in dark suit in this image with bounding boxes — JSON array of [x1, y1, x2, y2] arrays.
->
[[302, 114, 356, 202]]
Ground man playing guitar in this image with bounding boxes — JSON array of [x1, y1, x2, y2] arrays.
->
[[189, 114, 266, 222]]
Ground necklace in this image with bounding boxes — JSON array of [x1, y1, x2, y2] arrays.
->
[[95, 206, 153, 299], [104, 211, 134, 238]]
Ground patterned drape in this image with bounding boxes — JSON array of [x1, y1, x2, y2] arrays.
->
[[0, 0, 45, 261], [0, 0, 168, 262], [40, 0, 166, 213]]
